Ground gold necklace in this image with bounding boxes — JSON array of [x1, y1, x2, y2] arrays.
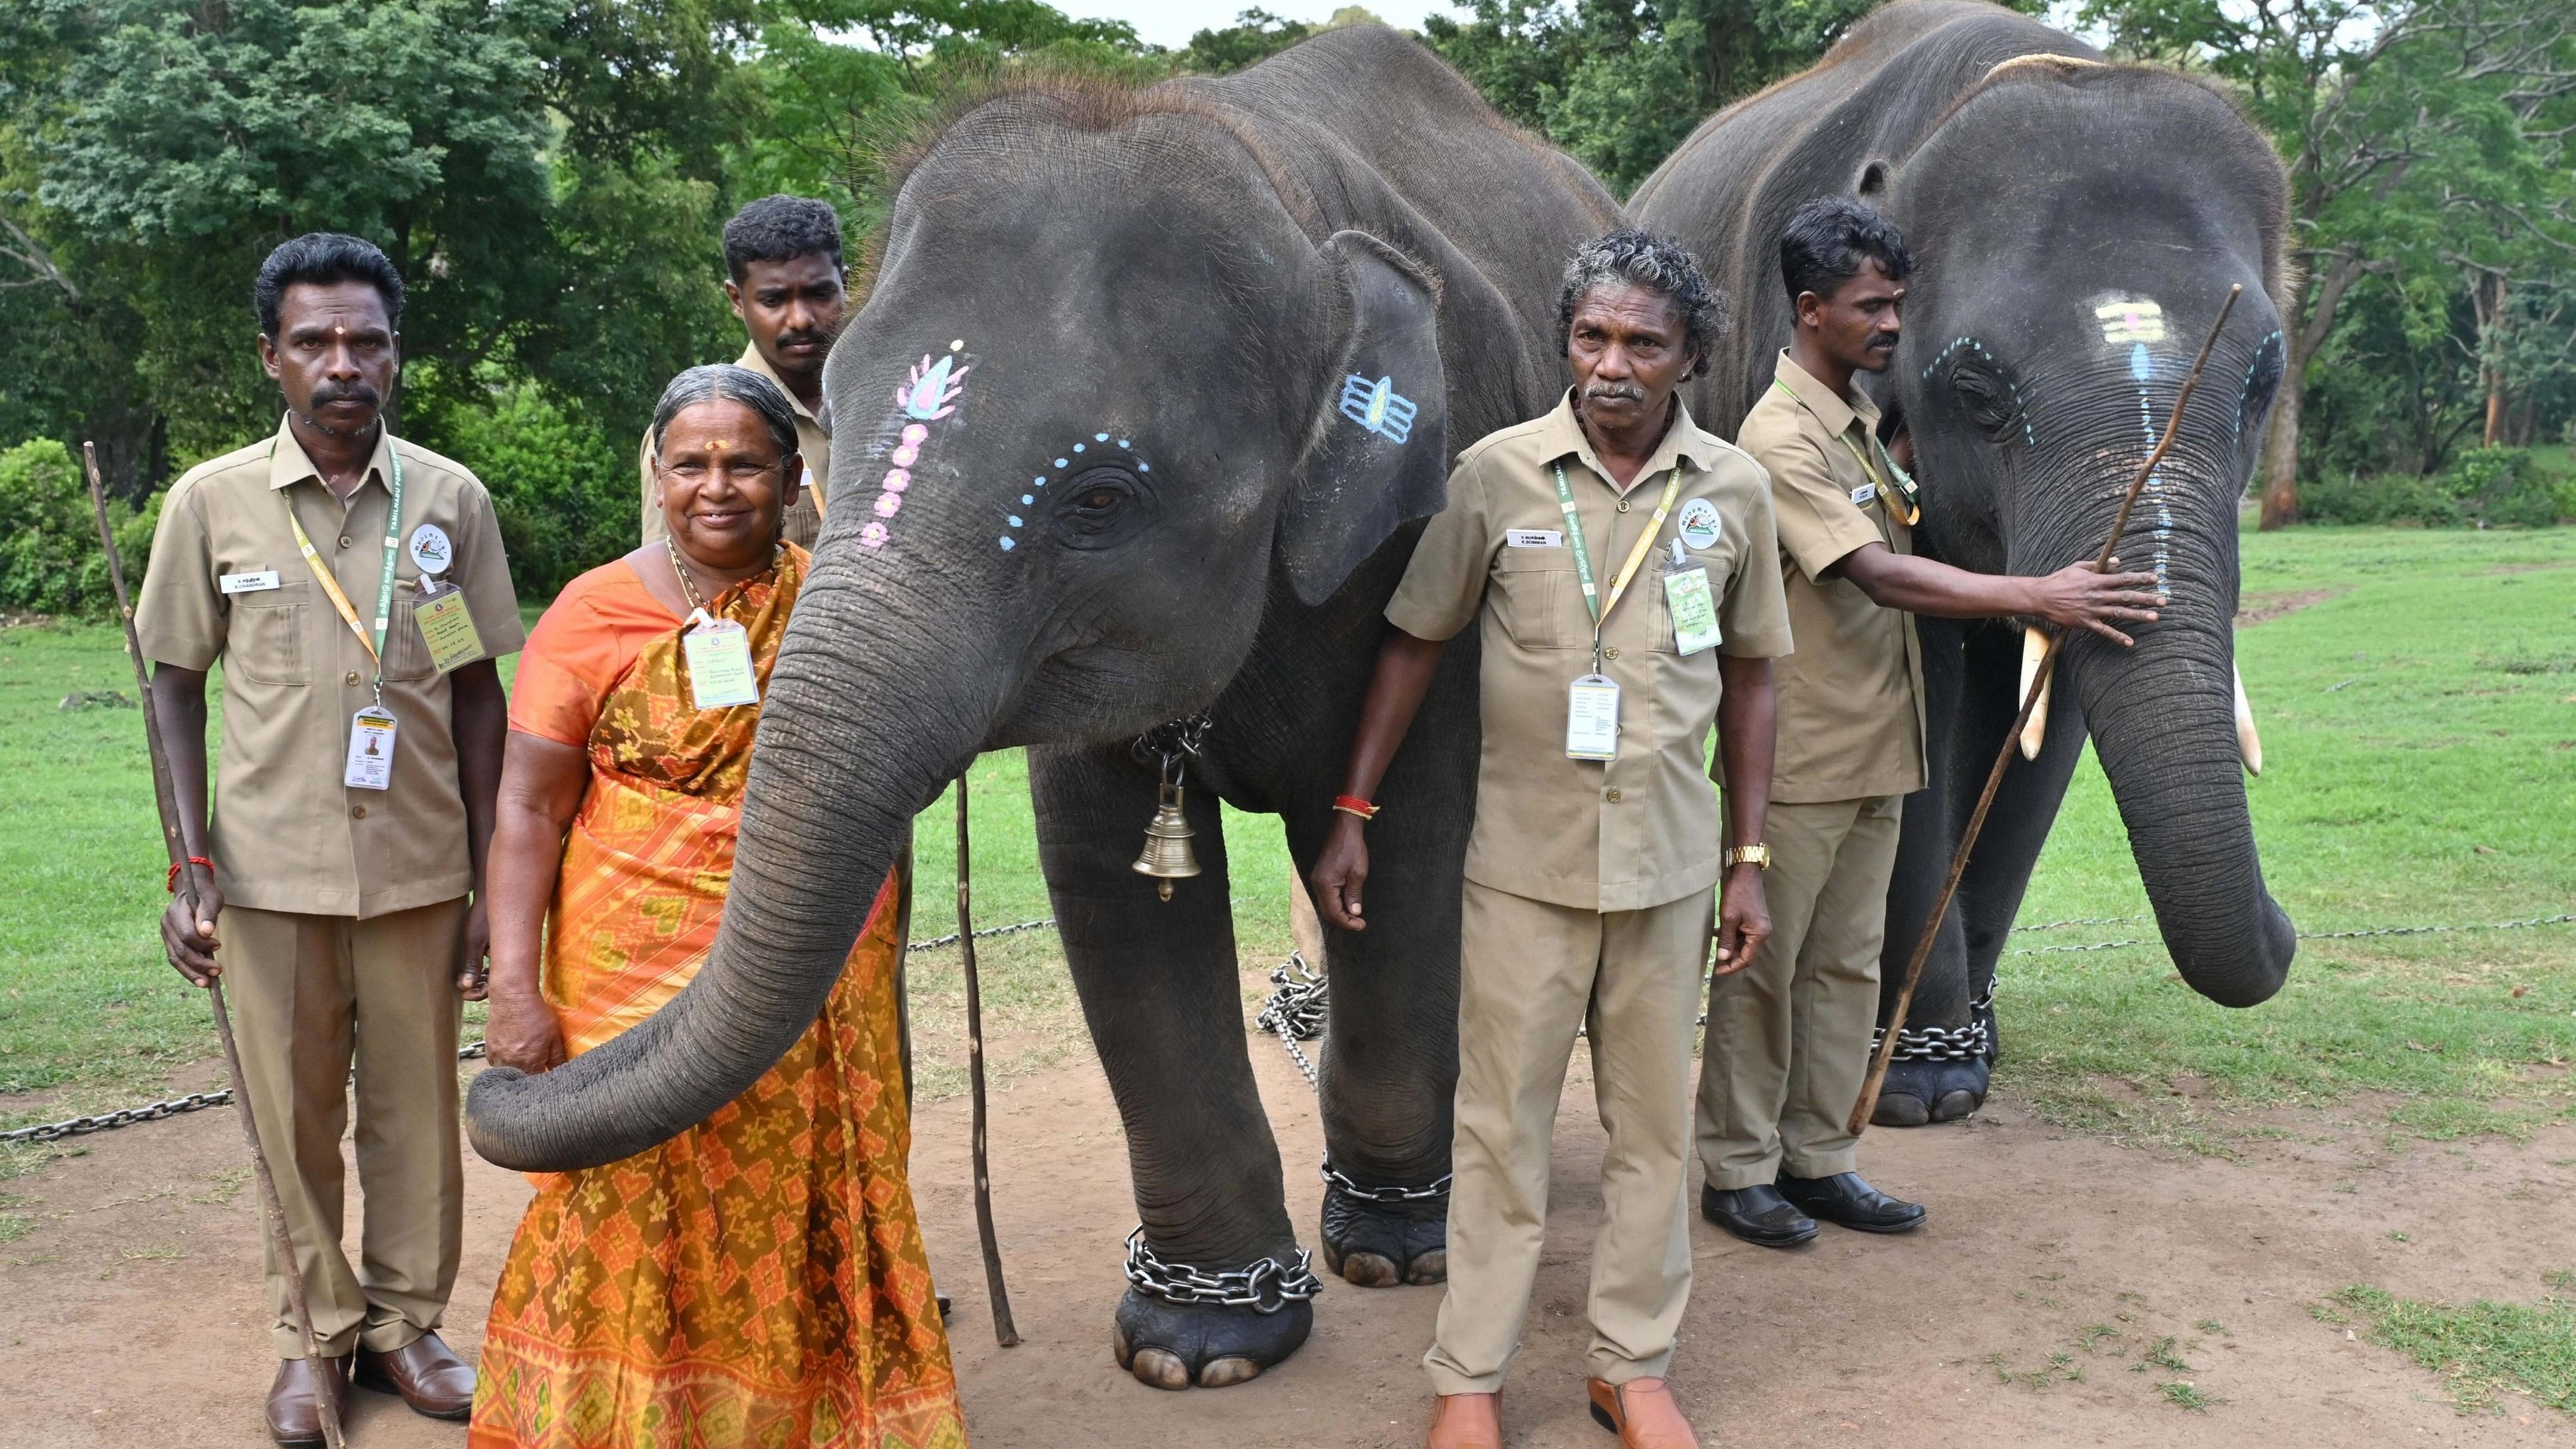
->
[[667, 539, 777, 616]]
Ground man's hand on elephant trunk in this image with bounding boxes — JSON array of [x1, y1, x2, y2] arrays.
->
[[1311, 817, 1370, 932], [1714, 868, 1769, 977], [161, 876, 224, 987], [2028, 554, 2165, 647]]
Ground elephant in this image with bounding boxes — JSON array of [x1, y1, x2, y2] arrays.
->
[[1632, 0, 2297, 1124], [466, 26, 1625, 1389]]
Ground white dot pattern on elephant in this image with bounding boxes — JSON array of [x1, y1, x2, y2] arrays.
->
[[1919, 337, 2034, 446], [1010, 433, 1151, 549]]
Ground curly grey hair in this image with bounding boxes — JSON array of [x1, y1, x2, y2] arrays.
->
[[1555, 228, 1726, 379]]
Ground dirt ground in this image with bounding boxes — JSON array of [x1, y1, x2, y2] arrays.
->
[[4, 1037, 2570, 1448]]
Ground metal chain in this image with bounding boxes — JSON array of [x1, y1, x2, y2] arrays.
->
[[907, 918, 1054, 952], [5, 1038, 490, 1145], [1254, 953, 1327, 1087], [1320, 1159, 1451, 1203], [1871, 978, 1998, 1063], [2011, 914, 2147, 933], [1121, 1226, 1322, 1313]]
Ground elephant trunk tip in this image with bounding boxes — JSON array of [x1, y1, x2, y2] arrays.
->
[[2167, 893, 2296, 1008]]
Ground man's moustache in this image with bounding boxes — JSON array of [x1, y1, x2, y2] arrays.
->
[[775, 330, 830, 349], [1582, 383, 1646, 403], [309, 385, 380, 407]]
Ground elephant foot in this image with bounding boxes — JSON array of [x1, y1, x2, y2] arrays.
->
[[1318, 1176, 1448, 1287], [1871, 1053, 1990, 1126], [1113, 1289, 1314, 1390]]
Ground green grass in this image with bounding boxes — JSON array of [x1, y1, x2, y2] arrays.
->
[[2334, 1283, 2576, 1414], [3, 527, 2571, 1159], [1998, 526, 2576, 1149]]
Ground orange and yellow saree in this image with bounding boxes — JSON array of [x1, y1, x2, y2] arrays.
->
[[470, 546, 964, 1449]]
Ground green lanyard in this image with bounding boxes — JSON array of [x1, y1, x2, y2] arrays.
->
[[1769, 377, 1920, 524], [1551, 459, 1684, 672], [276, 435, 404, 703]]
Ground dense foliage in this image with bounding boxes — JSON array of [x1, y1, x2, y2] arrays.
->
[[1, 1, 2569, 615]]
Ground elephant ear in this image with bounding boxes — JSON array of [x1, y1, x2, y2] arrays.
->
[[1277, 231, 1449, 608]]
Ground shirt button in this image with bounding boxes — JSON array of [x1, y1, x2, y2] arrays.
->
[[351, 804, 367, 819], [1616, 499, 1632, 514], [1605, 787, 1623, 803], [345, 670, 361, 686], [337, 535, 352, 549], [1604, 645, 1621, 660]]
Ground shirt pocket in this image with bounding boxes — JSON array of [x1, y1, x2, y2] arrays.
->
[[383, 577, 437, 682], [1490, 544, 1576, 651], [227, 583, 309, 687]]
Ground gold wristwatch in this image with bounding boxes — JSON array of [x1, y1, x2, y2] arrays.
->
[[1724, 844, 1773, 869]]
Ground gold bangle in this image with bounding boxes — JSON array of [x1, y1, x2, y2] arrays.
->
[[1724, 844, 1772, 869]]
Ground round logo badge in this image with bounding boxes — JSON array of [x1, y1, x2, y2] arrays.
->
[[1676, 497, 1722, 551], [407, 523, 454, 576]]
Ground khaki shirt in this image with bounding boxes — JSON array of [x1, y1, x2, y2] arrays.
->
[[1387, 392, 1793, 912], [135, 417, 525, 918], [1742, 351, 1927, 804], [639, 343, 832, 550]]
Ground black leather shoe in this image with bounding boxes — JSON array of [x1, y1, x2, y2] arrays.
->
[[1777, 1171, 1927, 1233], [1700, 1183, 1818, 1247]]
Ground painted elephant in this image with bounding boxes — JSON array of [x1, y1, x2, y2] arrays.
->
[[1632, 0, 2297, 1122], [465, 27, 1622, 1388]]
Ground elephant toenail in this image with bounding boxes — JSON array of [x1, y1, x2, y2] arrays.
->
[[1932, 1089, 1980, 1122], [1129, 1346, 1193, 1391], [1339, 1251, 1401, 1287], [1197, 1356, 1263, 1388], [1872, 1093, 1931, 1128], [1111, 1323, 1134, 1370], [1405, 1249, 1448, 1285]]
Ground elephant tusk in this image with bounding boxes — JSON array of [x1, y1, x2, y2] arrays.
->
[[2234, 663, 2263, 777], [2018, 626, 2052, 760]]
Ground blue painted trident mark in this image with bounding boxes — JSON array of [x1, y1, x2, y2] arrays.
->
[[1338, 374, 1417, 443]]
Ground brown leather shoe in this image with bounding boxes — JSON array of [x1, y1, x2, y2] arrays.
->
[[355, 1331, 476, 1419], [1586, 1376, 1701, 1449], [266, 1356, 349, 1447], [1427, 1391, 1503, 1449]]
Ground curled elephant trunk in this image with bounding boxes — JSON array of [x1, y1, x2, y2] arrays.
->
[[466, 568, 988, 1171], [2067, 622, 2294, 1008]]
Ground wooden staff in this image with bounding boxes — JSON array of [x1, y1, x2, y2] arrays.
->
[[955, 773, 1020, 1346], [1847, 284, 2244, 1136], [83, 444, 345, 1449]]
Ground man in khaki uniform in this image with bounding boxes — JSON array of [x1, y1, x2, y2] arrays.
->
[[139, 234, 522, 1444], [639, 194, 846, 549], [1698, 198, 2163, 1247], [1314, 232, 1791, 1449]]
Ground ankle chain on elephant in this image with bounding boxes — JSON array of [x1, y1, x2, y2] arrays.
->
[[1871, 980, 1998, 1063], [1122, 1227, 1324, 1314], [1319, 1158, 1450, 1203]]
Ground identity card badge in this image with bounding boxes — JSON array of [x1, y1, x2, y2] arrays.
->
[[1566, 674, 1620, 761], [345, 706, 398, 790], [413, 586, 486, 673], [681, 608, 761, 710]]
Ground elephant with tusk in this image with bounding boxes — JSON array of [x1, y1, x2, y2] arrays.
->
[[466, 26, 1626, 1390], [1635, 0, 2297, 1124]]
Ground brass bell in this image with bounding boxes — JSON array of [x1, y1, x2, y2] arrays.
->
[[1131, 780, 1201, 901]]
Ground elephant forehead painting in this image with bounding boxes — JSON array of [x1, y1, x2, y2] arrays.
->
[[1633, 0, 2296, 1124], [468, 24, 1623, 1390]]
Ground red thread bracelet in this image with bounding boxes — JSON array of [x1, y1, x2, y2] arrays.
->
[[166, 856, 214, 893], [1333, 795, 1380, 821]]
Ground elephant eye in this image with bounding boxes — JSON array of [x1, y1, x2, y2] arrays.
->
[[1051, 465, 1154, 548], [1946, 359, 2022, 442], [2238, 334, 2285, 440]]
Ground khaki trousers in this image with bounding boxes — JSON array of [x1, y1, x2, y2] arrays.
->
[[1696, 795, 1901, 1189], [1425, 879, 1711, 1396], [222, 899, 465, 1358]]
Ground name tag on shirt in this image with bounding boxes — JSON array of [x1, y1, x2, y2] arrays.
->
[[220, 570, 280, 595], [1566, 674, 1620, 761], [1506, 529, 1564, 549], [1850, 482, 1878, 508], [345, 706, 397, 790], [681, 611, 761, 710]]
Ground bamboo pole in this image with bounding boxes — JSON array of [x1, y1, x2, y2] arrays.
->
[[84, 444, 345, 1449], [1847, 284, 2245, 1136]]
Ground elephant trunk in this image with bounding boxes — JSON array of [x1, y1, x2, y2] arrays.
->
[[466, 562, 995, 1171], [2066, 618, 2293, 1008]]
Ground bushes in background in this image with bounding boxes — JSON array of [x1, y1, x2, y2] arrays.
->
[[410, 383, 637, 603], [2301, 448, 2575, 528], [0, 439, 160, 617]]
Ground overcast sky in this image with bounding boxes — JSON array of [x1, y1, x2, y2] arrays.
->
[[1058, 3, 1465, 49]]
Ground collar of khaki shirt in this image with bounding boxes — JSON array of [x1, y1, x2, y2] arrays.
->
[[1770, 348, 1881, 444], [266, 413, 396, 499], [1534, 388, 1724, 495], [734, 341, 830, 436]]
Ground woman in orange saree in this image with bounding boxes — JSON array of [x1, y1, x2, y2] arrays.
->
[[472, 365, 964, 1449]]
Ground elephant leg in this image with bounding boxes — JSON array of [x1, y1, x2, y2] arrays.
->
[[1273, 658, 1475, 1289], [1029, 743, 1312, 1391]]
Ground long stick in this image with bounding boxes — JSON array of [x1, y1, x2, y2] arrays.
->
[[955, 773, 1019, 1346], [1847, 284, 2243, 1136], [84, 445, 346, 1449]]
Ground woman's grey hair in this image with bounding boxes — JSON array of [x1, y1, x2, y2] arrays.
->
[[1556, 228, 1728, 379], [649, 363, 801, 465]]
